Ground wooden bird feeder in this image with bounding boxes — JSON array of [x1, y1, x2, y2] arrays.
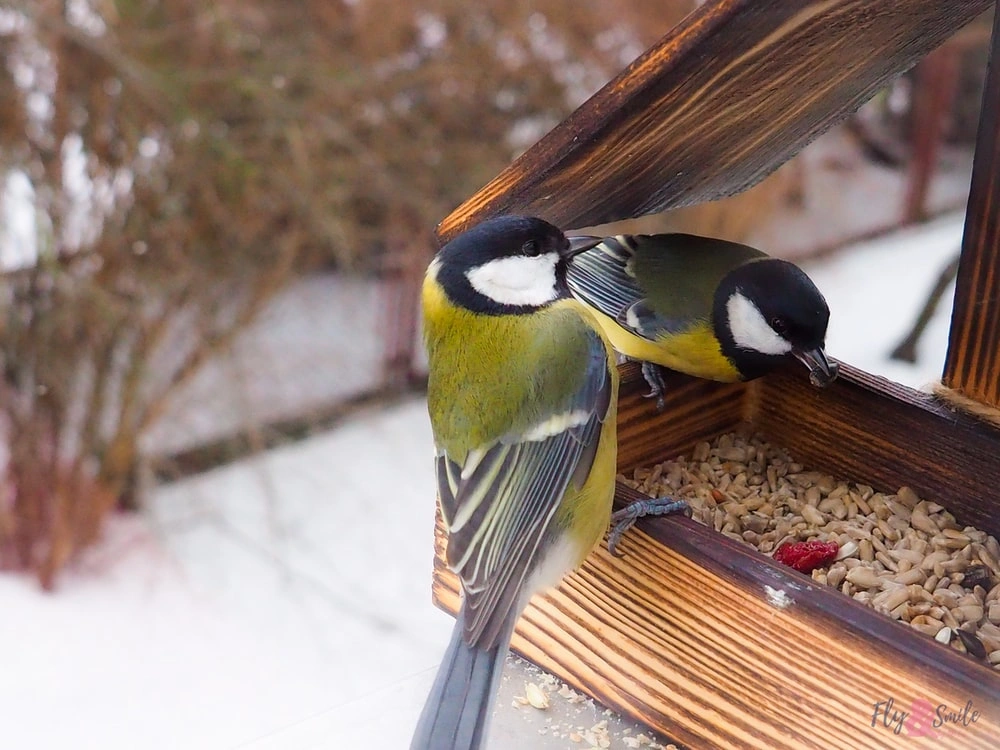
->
[[431, 1, 1000, 747]]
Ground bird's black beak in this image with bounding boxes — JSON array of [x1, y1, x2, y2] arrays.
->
[[564, 235, 603, 258], [792, 346, 839, 388]]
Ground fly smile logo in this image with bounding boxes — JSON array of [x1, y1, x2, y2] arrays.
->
[[870, 696, 982, 738]]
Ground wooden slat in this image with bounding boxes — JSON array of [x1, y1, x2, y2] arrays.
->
[[616, 362, 747, 471], [437, 0, 991, 239], [755, 363, 1000, 540], [943, 3, 1000, 408], [432, 498, 1000, 749]]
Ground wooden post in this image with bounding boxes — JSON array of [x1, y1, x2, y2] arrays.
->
[[902, 44, 961, 224], [943, 3, 1000, 407]]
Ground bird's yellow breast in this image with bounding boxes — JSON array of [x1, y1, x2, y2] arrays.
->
[[421, 275, 619, 566], [592, 310, 741, 382]]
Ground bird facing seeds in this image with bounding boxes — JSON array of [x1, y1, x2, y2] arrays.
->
[[565, 233, 838, 406], [415, 216, 639, 750]]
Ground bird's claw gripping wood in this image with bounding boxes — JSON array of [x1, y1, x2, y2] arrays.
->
[[640, 361, 667, 412], [608, 497, 691, 557]]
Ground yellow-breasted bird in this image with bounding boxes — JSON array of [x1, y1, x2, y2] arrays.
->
[[565, 233, 838, 408], [412, 216, 687, 750]]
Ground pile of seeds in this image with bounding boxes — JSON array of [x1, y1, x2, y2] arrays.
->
[[619, 432, 1000, 668]]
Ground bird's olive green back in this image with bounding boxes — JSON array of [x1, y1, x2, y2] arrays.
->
[[423, 283, 603, 463], [631, 234, 765, 323]]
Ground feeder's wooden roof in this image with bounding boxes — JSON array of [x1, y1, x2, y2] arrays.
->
[[438, 0, 991, 240]]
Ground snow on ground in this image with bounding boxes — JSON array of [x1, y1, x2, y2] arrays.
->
[[0, 215, 965, 749], [142, 273, 385, 457], [803, 212, 962, 390], [0, 399, 452, 750]]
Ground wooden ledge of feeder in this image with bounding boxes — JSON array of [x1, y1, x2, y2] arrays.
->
[[430, 364, 1000, 750], [437, 0, 992, 239]]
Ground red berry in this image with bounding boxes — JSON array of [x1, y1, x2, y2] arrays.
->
[[773, 540, 839, 573]]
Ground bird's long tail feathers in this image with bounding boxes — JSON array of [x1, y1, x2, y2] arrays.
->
[[410, 611, 514, 750]]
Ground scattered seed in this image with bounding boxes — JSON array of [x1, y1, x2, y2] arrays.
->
[[875, 551, 897, 571], [858, 539, 874, 563], [958, 604, 984, 624], [826, 566, 847, 588], [910, 509, 940, 536], [965, 564, 994, 589], [525, 682, 550, 710], [934, 589, 961, 609], [835, 541, 859, 561], [802, 505, 825, 527], [896, 486, 920, 508], [921, 551, 950, 571], [956, 629, 988, 660], [912, 621, 943, 637], [890, 548, 924, 565], [846, 566, 881, 589], [893, 568, 925, 586], [874, 586, 910, 612]]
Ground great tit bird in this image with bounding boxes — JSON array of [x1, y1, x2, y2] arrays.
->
[[565, 233, 838, 407], [413, 216, 688, 750]]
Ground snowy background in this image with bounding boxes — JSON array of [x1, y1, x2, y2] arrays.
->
[[0, 210, 966, 749]]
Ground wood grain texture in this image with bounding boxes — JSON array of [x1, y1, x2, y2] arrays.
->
[[437, 0, 991, 239], [432, 502, 1000, 750], [616, 362, 747, 472], [943, 5, 1000, 408], [754, 363, 1000, 541]]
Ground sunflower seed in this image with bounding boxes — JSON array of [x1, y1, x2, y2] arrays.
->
[[956, 629, 988, 660], [525, 682, 550, 710]]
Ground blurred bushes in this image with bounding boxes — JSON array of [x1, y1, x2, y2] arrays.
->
[[0, 0, 701, 585]]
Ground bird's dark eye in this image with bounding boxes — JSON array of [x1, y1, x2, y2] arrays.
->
[[522, 239, 541, 257], [770, 316, 789, 335]]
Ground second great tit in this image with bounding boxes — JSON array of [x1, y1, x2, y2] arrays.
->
[[412, 216, 686, 750], [565, 233, 838, 406]]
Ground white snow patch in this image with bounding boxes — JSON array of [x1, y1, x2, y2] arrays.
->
[[804, 212, 963, 390], [0, 397, 453, 750]]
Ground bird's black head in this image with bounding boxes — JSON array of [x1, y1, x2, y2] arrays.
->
[[714, 258, 838, 386], [430, 215, 600, 315]]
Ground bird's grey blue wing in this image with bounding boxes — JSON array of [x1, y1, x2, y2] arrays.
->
[[439, 330, 613, 650], [565, 236, 643, 319], [566, 235, 688, 340]]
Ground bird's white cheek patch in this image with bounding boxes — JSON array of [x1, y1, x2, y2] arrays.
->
[[466, 254, 559, 306], [727, 292, 793, 355]]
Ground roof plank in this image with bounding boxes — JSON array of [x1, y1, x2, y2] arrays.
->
[[439, 0, 991, 239]]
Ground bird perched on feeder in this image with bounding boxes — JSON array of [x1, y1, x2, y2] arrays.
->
[[564, 232, 838, 408], [413, 216, 686, 750]]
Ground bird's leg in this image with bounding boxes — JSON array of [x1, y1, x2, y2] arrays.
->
[[608, 497, 691, 557], [640, 361, 667, 412]]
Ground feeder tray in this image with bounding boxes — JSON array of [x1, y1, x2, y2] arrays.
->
[[431, 1, 1000, 748]]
